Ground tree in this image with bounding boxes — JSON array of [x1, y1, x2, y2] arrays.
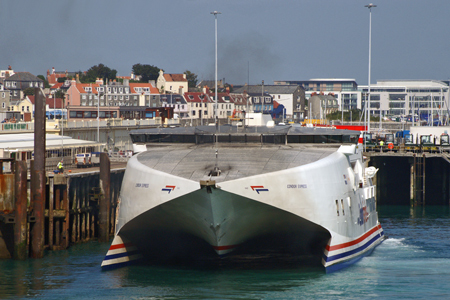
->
[[23, 88, 34, 96], [37, 75, 50, 88], [132, 64, 160, 83], [184, 70, 198, 88], [80, 64, 117, 83], [55, 90, 65, 99]]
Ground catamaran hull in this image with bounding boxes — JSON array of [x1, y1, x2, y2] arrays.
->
[[102, 145, 384, 272]]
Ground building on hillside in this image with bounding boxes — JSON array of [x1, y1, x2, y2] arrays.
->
[[129, 83, 160, 107], [206, 90, 235, 120], [307, 94, 339, 121], [246, 92, 273, 115], [233, 83, 304, 121], [275, 78, 360, 114], [229, 93, 249, 114], [196, 79, 224, 90], [3, 72, 44, 100], [359, 80, 450, 121], [183, 91, 212, 121], [14, 97, 33, 121], [117, 72, 141, 82], [0, 66, 14, 79], [46, 67, 78, 86], [157, 70, 188, 94], [160, 94, 189, 119], [65, 77, 160, 120], [27, 95, 64, 120], [0, 82, 11, 121]]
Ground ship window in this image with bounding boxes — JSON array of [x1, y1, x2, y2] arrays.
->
[[335, 200, 339, 216], [341, 199, 345, 216]]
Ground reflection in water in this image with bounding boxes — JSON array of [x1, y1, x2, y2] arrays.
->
[[1, 205, 450, 299]]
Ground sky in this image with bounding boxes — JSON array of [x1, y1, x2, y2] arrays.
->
[[1, 0, 449, 86]]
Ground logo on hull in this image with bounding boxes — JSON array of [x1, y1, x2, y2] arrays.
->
[[251, 185, 269, 194], [162, 185, 176, 193]]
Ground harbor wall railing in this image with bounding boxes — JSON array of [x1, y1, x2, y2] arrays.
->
[[0, 117, 180, 132]]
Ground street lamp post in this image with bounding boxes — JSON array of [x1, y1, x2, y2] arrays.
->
[[211, 10, 220, 132], [365, 3, 376, 134], [211, 10, 221, 175], [97, 88, 100, 143]]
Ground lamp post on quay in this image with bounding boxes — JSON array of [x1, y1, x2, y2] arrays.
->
[[365, 3, 376, 134], [211, 10, 220, 131]]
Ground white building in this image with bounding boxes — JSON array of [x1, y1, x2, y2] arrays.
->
[[359, 80, 450, 120]]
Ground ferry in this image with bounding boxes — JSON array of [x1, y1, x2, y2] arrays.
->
[[101, 125, 384, 272]]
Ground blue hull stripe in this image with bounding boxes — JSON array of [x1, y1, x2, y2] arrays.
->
[[103, 250, 140, 261], [325, 231, 384, 263], [101, 260, 135, 271]]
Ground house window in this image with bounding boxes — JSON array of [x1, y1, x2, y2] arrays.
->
[[27, 106, 29, 111]]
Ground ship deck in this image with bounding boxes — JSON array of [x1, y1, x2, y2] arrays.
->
[[136, 143, 341, 183]]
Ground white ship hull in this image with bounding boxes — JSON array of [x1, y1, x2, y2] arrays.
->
[[102, 143, 384, 272]]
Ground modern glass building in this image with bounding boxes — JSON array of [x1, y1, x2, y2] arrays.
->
[[359, 80, 450, 121]]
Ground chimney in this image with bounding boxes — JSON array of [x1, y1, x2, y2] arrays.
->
[[96, 78, 104, 85], [52, 67, 55, 74]]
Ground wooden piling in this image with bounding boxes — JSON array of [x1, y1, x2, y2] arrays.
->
[[63, 177, 70, 249], [55, 185, 61, 248], [99, 153, 110, 243], [30, 88, 46, 259], [48, 176, 54, 250], [13, 161, 27, 260], [71, 179, 77, 244]]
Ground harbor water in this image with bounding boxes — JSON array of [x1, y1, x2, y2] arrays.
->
[[1, 205, 450, 299]]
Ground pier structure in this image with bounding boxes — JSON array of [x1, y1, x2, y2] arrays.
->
[[367, 151, 450, 206], [0, 158, 125, 260]]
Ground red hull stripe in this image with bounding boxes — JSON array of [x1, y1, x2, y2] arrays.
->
[[212, 244, 239, 251], [326, 224, 382, 252], [109, 243, 133, 251], [250, 186, 264, 191]]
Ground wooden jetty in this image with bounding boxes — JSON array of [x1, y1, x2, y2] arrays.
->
[[0, 156, 125, 260]]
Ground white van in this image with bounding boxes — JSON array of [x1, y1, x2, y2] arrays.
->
[[76, 153, 91, 168]]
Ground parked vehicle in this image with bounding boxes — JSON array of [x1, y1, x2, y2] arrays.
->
[[76, 153, 92, 168], [91, 152, 101, 166]]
